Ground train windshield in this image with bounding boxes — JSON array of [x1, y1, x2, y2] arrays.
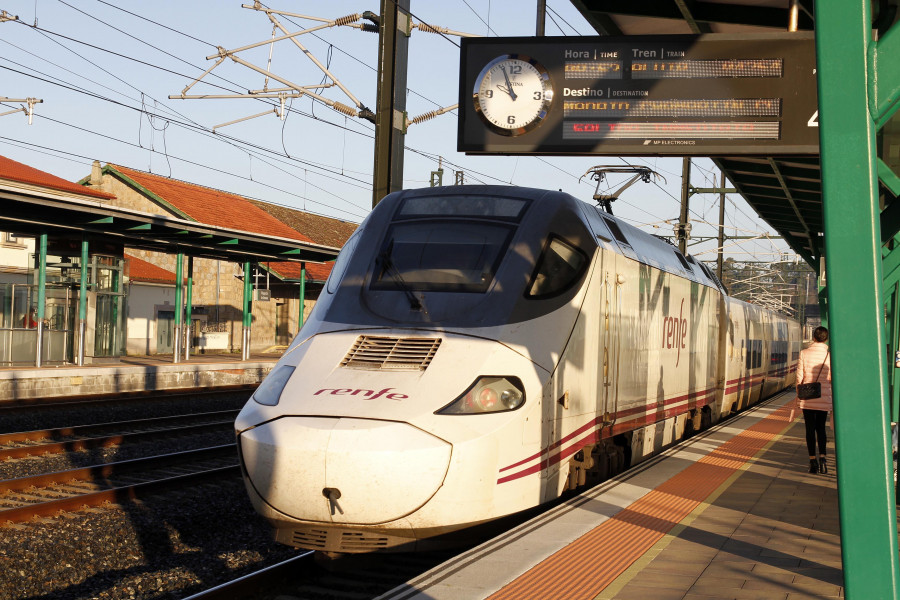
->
[[372, 220, 515, 293], [395, 195, 529, 221]]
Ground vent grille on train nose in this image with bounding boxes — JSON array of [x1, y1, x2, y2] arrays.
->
[[341, 335, 441, 371]]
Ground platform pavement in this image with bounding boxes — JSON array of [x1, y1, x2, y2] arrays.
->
[[379, 391, 845, 600], [0, 352, 281, 402]]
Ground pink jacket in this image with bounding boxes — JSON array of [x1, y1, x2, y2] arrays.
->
[[795, 342, 832, 412]]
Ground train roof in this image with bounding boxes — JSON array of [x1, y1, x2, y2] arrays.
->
[[389, 185, 727, 294], [592, 207, 726, 292]]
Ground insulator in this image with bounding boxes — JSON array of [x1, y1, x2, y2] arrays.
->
[[360, 23, 379, 33], [416, 22, 444, 34], [410, 110, 440, 125], [334, 13, 360, 27], [332, 101, 357, 117]]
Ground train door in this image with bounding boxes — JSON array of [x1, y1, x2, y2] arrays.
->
[[601, 267, 621, 428]]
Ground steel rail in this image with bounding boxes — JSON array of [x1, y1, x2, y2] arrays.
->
[[0, 409, 239, 444], [0, 444, 238, 523], [0, 412, 239, 460], [181, 552, 315, 600], [1, 444, 235, 492], [0, 384, 255, 412], [0, 465, 239, 524], [0, 421, 235, 460]]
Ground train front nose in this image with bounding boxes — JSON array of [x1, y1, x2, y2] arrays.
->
[[238, 417, 451, 523]]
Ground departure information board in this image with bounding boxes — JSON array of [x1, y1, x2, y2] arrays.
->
[[458, 33, 818, 156]]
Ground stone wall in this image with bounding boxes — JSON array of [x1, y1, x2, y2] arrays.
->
[[0, 362, 274, 401], [89, 168, 317, 355]]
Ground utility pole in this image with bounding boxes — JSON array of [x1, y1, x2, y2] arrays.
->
[[536, 0, 546, 36], [372, 0, 410, 207], [717, 171, 726, 280], [677, 157, 691, 254]]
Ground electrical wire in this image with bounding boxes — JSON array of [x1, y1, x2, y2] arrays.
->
[[0, 134, 368, 221]]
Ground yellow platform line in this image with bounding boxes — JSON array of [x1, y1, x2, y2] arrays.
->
[[488, 401, 797, 600]]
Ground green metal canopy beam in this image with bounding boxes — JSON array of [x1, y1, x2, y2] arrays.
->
[[874, 21, 900, 127], [879, 158, 900, 198], [816, 2, 900, 598]]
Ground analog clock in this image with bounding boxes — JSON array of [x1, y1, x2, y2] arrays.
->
[[473, 54, 553, 137]]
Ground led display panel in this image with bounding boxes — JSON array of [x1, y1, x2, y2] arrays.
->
[[458, 33, 818, 156]]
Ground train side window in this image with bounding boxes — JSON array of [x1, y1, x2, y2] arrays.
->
[[600, 215, 632, 247], [527, 236, 588, 298]]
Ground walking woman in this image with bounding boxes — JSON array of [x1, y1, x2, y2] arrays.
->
[[790, 326, 832, 473]]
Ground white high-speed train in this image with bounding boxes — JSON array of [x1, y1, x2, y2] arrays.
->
[[235, 186, 799, 553]]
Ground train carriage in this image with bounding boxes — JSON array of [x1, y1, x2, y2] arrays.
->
[[234, 186, 799, 553]]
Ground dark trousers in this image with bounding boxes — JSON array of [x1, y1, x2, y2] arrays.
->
[[803, 409, 828, 456]]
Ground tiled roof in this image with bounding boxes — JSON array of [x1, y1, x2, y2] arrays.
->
[[108, 165, 314, 243], [248, 199, 359, 247], [125, 253, 176, 284], [265, 260, 332, 283], [248, 201, 356, 283], [0, 155, 114, 200]]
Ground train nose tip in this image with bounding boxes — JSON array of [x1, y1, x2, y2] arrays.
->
[[239, 417, 451, 524]]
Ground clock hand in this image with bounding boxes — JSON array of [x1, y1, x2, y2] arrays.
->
[[500, 66, 517, 101]]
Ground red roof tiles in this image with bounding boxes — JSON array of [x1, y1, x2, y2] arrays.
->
[[125, 253, 176, 284], [265, 260, 332, 282], [0, 155, 114, 200], [109, 165, 315, 243]]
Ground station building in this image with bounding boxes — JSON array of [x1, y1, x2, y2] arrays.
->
[[0, 154, 356, 366]]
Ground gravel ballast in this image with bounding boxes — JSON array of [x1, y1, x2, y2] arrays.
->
[[0, 392, 302, 600]]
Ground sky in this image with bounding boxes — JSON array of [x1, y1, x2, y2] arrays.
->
[[0, 0, 794, 266]]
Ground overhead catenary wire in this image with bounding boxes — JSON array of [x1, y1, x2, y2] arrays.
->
[[0, 134, 368, 221]]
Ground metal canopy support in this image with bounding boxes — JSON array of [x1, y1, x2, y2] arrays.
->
[[35, 232, 47, 368], [173, 252, 183, 364], [298, 263, 306, 332], [242, 261, 253, 361], [77, 238, 88, 366], [815, 1, 900, 597], [184, 256, 193, 361]]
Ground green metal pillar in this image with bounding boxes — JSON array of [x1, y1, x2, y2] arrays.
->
[[173, 252, 183, 364], [242, 261, 252, 360], [815, 1, 900, 596], [892, 283, 900, 425], [35, 232, 47, 367], [184, 256, 193, 361], [77, 238, 88, 366], [298, 262, 306, 332]]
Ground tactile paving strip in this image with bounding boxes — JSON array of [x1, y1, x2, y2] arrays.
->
[[488, 404, 795, 600]]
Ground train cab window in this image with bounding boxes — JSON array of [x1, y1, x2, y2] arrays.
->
[[326, 229, 363, 294], [371, 220, 514, 293], [527, 236, 587, 298], [396, 195, 529, 221]]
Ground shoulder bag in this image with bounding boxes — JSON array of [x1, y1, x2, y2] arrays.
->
[[797, 349, 829, 400]]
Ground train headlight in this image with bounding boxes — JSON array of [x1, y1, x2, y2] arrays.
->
[[252, 365, 296, 406], [436, 376, 525, 415]]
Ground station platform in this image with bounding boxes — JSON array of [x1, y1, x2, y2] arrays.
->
[[379, 390, 844, 600], [0, 352, 280, 402]]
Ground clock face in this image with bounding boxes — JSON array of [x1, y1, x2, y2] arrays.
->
[[473, 54, 553, 136]]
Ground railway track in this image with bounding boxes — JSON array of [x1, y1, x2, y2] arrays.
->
[[0, 444, 239, 524], [181, 549, 467, 600], [0, 409, 239, 460]]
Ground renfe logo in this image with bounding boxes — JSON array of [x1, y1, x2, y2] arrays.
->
[[662, 298, 688, 367], [314, 387, 408, 400]]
